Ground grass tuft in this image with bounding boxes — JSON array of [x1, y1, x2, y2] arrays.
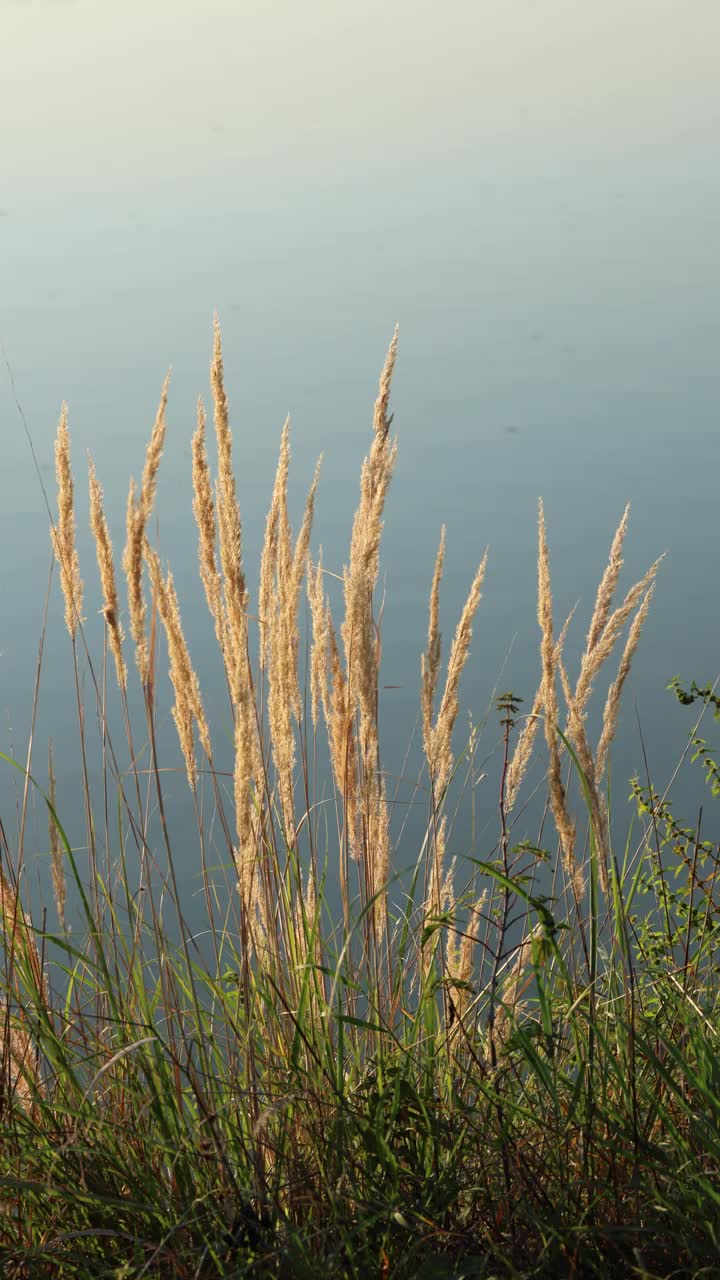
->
[[1, 323, 718, 1278]]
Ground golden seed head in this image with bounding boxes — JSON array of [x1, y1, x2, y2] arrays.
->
[[88, 456, 126, 690], [53, 404, 84, 638], [122, 377, 170, 683]]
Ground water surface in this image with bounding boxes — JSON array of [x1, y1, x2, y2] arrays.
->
[[1, 0, 719, 924]]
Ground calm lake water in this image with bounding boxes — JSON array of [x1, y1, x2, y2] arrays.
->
[[1, 1, 719, 927]]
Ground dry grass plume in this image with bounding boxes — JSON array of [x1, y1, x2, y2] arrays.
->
[[52, 405, 84, 639]]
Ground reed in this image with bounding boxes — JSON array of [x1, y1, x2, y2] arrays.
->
[[538, 499, 578, 889], [88, 457, 126, 691], [1, 321, 717, 1280], [51, 403, 83, 638], [122, 374, 170, 684]]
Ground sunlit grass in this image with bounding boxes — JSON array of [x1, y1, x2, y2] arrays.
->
[[1, 324, 718, 1278]]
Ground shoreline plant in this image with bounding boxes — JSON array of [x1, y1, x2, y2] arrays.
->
[[1, 322, 718, 1278]]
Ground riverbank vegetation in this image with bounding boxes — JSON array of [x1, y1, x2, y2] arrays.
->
[[1, 323, 718, 1277]]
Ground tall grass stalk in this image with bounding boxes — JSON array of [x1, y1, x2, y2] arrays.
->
[[1, 324, 718, 1278]]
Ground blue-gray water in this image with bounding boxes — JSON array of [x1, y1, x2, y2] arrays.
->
[[1, 1, 719, 930]]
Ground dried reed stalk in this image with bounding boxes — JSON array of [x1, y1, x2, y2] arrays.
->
[[456, 892, 488, 991], [331, 330, 399, 928], [209, 319, 264, 922], [596, 586, 654, 781], [493, 925, 542, 1049], [294, 866, 322, 969], [505, 603, 576, 813], [47, 741, 66, 931], [585, 503, 630, 656], [259, 419, 290, 671], [192, 396, 226, 657], [233, 738, 262, 930], [428, 816, 449, 920], [123, 375, 170, 682], [88, 457, 126, 690], [442, 857, 460, 980], [554, 522, 660, 897], [307, 552, 330, 729], [447, 890, 488, 1031], [573, 554, 662, 720], [508, 511, 657, 818], [0, 1015, 38, 1111], [422, 821, 450, 977], [537, 501, 578, 886], [420, 538, 487, 952], [366, 772, 390, 932], [267, 605, 297, 844], [52, 405, 84, 638], [0, 875, 44, 1116], [146, 549, 212, 787], [211, 315, 248, 688], [425, 550, 488, 799], [560, 660, 608, 897], [342, 329, 399, 762], [327, 618, 359, 862], [421, 526, 446, 751], [0, 865, 46, 1009], [289, 457, 322, 694], [263, 425, 322, 842]]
